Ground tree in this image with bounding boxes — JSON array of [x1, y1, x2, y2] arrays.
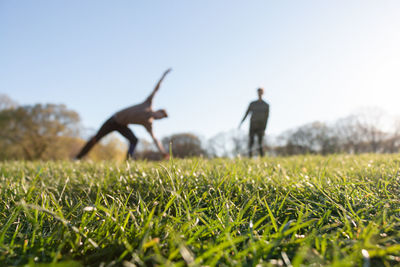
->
[[334, 115, 364, 153], [382, 116, 400, 153], [162, 133, 206, 158], [207, 132, 231, 158], [354, 107, 387, 153], [0, 103, 81, 160], [206, 130, 251, 158], [277, 122, 339, 156], [231, 130, 249, 156], [333, 108, 388, 154]]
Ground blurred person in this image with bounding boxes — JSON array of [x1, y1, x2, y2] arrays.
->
[[75, 69, 172, 160], [239, 87, 270, 157]]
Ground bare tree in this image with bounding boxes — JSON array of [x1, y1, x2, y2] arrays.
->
[[333, 115, 363, 153], [383, 116, 400, 153], [206, 130, 251, 158], [207, 132, 232, 158], [354, 107, 387, 153], [231, 130, 248, 156], [276, 121, 339, 155]]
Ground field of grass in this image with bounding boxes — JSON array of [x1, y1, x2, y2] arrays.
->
[[1, 155, 400, 266]]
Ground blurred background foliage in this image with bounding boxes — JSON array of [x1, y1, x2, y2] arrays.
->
[[1, 93, 400, 161]]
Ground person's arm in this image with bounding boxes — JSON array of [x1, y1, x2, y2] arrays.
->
[[145, 68, 172, 104], [239, 104, 251, 128], [146, 125, 168, 157]]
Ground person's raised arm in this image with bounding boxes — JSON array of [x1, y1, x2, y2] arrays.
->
[[145, 68, 172, 104]]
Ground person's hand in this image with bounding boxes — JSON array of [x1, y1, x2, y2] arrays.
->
[[162, 68, 172, 78], [157, 69, 172, 86]]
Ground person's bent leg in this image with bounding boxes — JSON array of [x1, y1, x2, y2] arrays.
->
[[117, 126, 138, 159], [75, 117, 116, 159]]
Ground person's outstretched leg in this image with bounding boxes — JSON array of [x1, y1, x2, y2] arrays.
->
[[116, 126, 138, 159], [248, 131, 255, 157], [75, 117, 116, 159]]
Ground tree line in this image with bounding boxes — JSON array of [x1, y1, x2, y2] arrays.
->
[[208, 107, 400, 157], [1, 94, 399, 161]]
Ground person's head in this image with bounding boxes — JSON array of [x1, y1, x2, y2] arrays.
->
[[257, 87, 264, 99], [153, 109, 168, 120]]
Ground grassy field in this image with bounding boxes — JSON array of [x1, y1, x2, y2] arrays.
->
[[1, 155, 400, 266]]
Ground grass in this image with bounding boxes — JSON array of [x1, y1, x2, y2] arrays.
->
[[1, 154, 400, 266]]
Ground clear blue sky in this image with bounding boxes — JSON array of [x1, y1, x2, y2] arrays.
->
[[1, 1, 400, 140]]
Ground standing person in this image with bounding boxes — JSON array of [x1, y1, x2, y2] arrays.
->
[[239, 87, 270, 157], [75, 69, 172, 160]]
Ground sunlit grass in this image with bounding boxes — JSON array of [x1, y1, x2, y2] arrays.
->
[[1, 155, 400, 266]]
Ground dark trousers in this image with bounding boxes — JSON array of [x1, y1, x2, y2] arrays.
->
[[249, 130, 264, 157], [76, 116, 138, 159]]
